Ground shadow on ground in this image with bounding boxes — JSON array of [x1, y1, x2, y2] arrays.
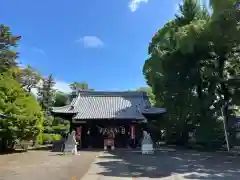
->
[[31, 145, 52, 151], [96, 149, 240, 179], [0, 149, 27, 155]]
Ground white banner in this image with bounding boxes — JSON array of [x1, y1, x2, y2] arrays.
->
[[96, 126, 126, 135]]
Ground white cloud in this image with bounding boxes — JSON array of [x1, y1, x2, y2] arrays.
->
[[31, 80, 71, 96], [129, 0, 149, 12], [31, 47, 46, 57], [76, 36, 104, 48], [54, 81, 71, 93]]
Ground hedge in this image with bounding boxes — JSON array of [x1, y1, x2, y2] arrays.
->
[[42, 133, 62, 144]]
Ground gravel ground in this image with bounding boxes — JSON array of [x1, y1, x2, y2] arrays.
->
[[96, 149, 240, 179], [0, 150, 100, 180]]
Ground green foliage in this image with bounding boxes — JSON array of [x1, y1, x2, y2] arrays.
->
[[143, 0, 240, 147], [36, 133, 43, 145], [0, 24, 21, 73], [0, 73, 44, 143], [52, 116, 69, 126], [44, 124, 69, 133], [43, 115, 54, 126], [44, 116, 69, 134], [69, 82, 94, 92], [37, 74, 55, 112], [136, 87, 156, 106], [54, 91, 69, 107], [42, 133, 62, 144], [0, 24, 69, 151], [52, 124, 69, 133], [13, 65, 42, 92]]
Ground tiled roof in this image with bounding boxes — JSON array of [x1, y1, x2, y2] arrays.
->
[[51, 97, 78, 113], [51, 91, 166, 120]]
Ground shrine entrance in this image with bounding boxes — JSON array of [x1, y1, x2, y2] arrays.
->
[[74, 120, 140, 149], [88, 125, 129, 148], [51, 91, 167, 150]]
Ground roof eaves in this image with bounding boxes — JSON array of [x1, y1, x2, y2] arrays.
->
[[72, 113, 147, 120], [51, 105, 74, 113], [142, 107, 167, 114]]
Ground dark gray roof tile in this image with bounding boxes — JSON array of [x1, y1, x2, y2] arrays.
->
[[51, 91, 166, 120], [73, 95, 146, 119]]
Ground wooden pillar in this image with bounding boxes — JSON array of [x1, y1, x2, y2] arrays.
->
[[130, 124, 135, 139], [69, 119, 73, 133], [76, 126, 82, 148], [130, 124, 136, 148], [87, 127, 92, 148]]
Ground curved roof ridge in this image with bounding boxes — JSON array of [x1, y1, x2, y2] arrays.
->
[[71, 95, 80, 106], [77, 90, 147, 97]]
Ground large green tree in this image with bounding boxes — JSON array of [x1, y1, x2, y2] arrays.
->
[[18, 66, 42, 93], [0, 73, 44, 151], [53, 91, 68, 107], [0, 24, 21, 72], [37, 74, 55, 112], [10, 65, 42, 93], [143, 0, 239, 147]]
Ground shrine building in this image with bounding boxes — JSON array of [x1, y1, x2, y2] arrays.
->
[[51, 91, 166, 149]]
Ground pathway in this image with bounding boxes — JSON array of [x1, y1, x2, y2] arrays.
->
[[82, 149, 240, 180], [0, 150, 100, 180], [1, 149, 240, 180], [81, 151, 132, 180]]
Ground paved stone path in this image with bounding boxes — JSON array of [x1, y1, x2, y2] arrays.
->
[[1, 149, 240, 180], [0, 150, 100, 180], [82, 149, 240, 180], [81, 151, 132, 180]]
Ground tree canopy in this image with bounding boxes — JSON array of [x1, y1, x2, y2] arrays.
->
[[0, 73, 44, 144], [0, 24, 45, 151], [0, 25, 21, 72], [69, 82, 94, 92], [143, 0, 240, 147], [53, 91, 69, 107], [0, 1, 239, 151]]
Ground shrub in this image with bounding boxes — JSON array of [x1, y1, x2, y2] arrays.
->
[[36, 133, 43, 145], [42, 133, 62, 144], [52, 124, 69, 133], [0, 73, 44, 150], [53, 134, 61, 141]]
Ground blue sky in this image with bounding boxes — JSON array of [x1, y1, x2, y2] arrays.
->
[[2, 0, 182, 92]]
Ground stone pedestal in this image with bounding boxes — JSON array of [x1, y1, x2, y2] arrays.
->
[[64, 131, 79, 155], [141, 131, 154, 154], [141, 143, 154, 154], [64, 144, 78, 154], [104, 138, 114, 150]]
